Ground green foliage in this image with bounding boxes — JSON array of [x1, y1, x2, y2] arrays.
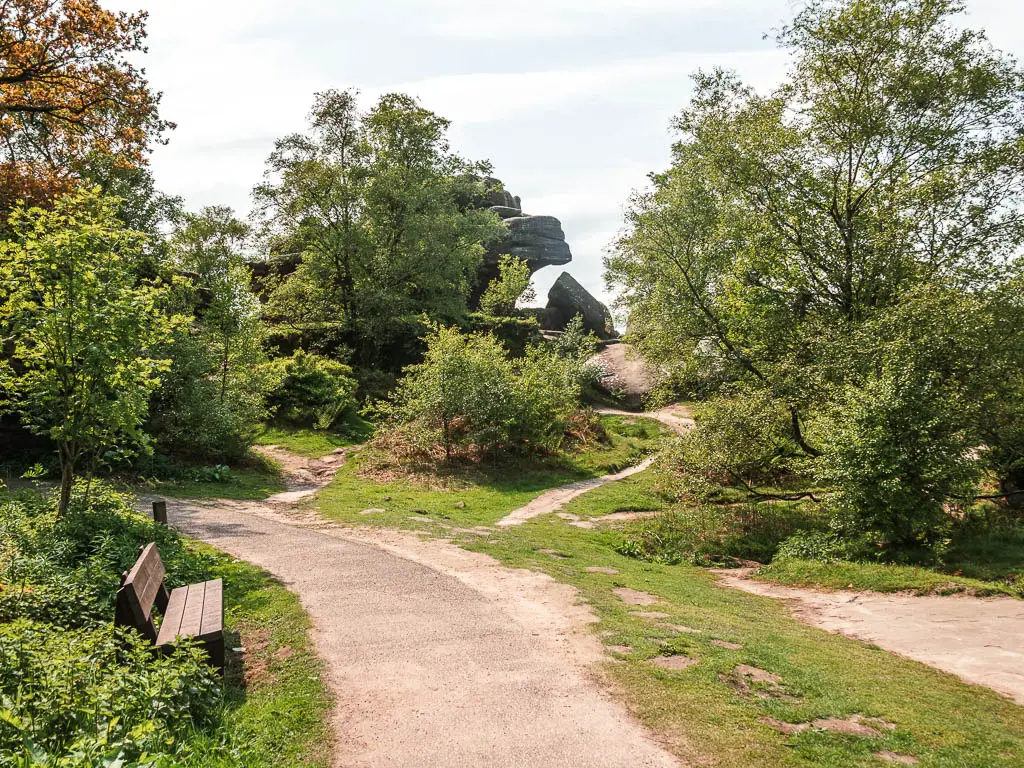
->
[[479, 256, 535, 317], [464, 313, 544, 358], [262, 351, 358, 430], [148, 207, 270, 463], [0, 188, 178, 515], [0, 621, 219, 768], [0, 484, 331, 766], [606, 0, 1024, 550], [255, 89, 506, 369], [617, 502, 814, 566], [384, 325, 583, 459]]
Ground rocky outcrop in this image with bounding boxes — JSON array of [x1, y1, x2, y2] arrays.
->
[[545, 272, 615, 339], [472, 178, 573, 299]]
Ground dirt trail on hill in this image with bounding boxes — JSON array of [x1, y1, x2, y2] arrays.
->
[[494, 407, 693, 528], [148, 452, 682, 768], [715, 569, 1024, 705]]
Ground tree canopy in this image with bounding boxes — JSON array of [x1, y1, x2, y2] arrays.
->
[[606, 0, 1024, 548]]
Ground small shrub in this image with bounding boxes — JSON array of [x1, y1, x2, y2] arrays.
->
[[774, 530, 869, 564], [0, 620, 219, 767], [382, 325, 584, 459], [262, 351, 358, 430], [616, 502, 814, 566]]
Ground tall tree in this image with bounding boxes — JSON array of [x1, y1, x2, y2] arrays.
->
[[606, 0, 1024, 546], [0, 187, 176, 515], [254, 89, 505, 366], [0, 0, 170, 211]]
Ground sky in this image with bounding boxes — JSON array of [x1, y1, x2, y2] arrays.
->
[[113, 0, 1024, 306]]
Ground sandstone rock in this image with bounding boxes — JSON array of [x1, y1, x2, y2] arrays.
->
[[546, 272, 615, 339]]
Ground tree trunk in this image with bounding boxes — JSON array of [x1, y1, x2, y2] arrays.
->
[[1002, 468, 1024, 511], [58, 455, 75, 517]]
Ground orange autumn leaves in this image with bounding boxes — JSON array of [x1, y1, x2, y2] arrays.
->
[[0, 0, 170, 210]]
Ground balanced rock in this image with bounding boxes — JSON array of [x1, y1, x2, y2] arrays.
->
[[546, 272, 615, 339]]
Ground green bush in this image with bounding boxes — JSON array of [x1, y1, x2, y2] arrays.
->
[[383, 325, 585, 459], [773, 530, 869, 564], [262, 351, 358, 430], [0, 483, 229, 766], [0, 621, 218, 768], [0, 484, 215, 630], [148, 332, 267, 463], [616, 502, 814, 566]]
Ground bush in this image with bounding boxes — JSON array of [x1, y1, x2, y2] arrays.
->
[[815, 366, 978, 551], [616, 502, 814, 566], [479, 256, 536, 317], [148, 331, 268, 463], [383, 325, 584, 459], [773, 530, 870, 564], [262, 351, 358, 430], [0, 483, 228, 766], [0, 621, 219, 767], [0, 484, 215, 630]]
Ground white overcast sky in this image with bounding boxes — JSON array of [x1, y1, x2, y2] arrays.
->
[[114, 0, 1023, 305]]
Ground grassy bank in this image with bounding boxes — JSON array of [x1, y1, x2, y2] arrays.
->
[[315, 415, 668, 530], [314, 465, 1024, 767]]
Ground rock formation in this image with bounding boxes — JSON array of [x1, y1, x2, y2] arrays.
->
[[545, 272, 616, 339], [473, 178, 573, 296]]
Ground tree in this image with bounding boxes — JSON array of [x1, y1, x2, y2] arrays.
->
[[606, 0, 1024, 546], [148, 206, 268, 461], [0, 188, 176, 515], [254, 89, 505, 368], [0, 1, 170, 211], [479, 255, 536, 317]]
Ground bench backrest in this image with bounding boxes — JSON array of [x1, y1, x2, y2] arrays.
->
[[114, 543, 170, 642]]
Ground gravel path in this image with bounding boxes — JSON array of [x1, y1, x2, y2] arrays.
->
[[162, 496, 681, 768], [716, 569, 1024, 705]]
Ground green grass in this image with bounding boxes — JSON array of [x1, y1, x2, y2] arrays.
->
[[138, 462, 287, 501], [757, 558, 1023, 599], [315, 416, 670, 530], [182, 545, 333, 766], [256, 417, 373, 459], [315, 464, 1024, 767]]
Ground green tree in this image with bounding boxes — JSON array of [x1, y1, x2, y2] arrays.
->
[[0, 188, 176, 515], [606, 0, 1024, 545], [254, 89, 505, 367], [149, 206, 268, 461], [480, 256, 536, 317]]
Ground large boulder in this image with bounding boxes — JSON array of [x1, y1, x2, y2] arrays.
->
[[546, 272, 615, 339]]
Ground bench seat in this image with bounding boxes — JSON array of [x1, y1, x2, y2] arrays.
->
[[115, 543, 225, 672], [156, 579, 224, 667]]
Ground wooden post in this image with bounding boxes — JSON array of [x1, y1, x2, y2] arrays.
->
[[152, 500, 168, 526]]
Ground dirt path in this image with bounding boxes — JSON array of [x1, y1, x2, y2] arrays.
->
[[493, 407, 693, 529], [495, 457, 657, 528], [152, 454, 681, 768], [715, 569, 1024, 705]]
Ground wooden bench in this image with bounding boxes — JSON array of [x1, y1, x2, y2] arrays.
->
[[115, 543, 225, 672]]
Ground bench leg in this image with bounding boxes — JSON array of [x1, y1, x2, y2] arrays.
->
[[204, 634, 226, 676]]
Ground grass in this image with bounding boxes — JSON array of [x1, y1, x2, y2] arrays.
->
[[256, 417, 374, 459], [315, 415, 669, 530], [138, 462, 287, 501], [755, 558, 1023, 598], [182, 544, 333, 767], [315, 464, 1024, 767]]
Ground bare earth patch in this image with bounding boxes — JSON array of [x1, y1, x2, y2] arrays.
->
[[715, 569, 1024, 705], [586, 566, 620, 575], [651, 655, 699, 671], [711, 640, 743, 650], [875, 751, 920, 765], [631, 611, 671, 620], [762, 715, 896, 738], [615, 587, 662, 606]]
